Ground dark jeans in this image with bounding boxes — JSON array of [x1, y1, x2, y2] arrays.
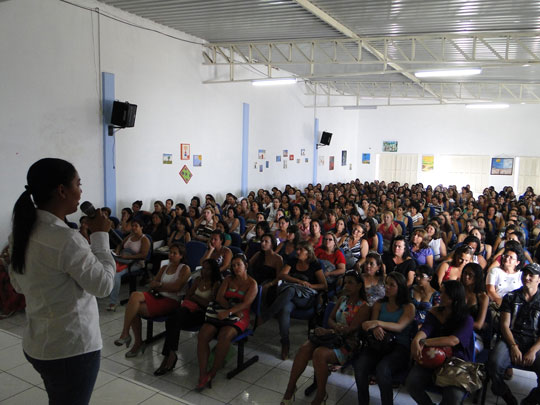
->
[[162, 307, 205, 355], [405, 363, 466, 405], [353, 343, 410, 405], [264, 287, 314, 344], [488, 340, 540, 398], [25, 350, 100, 405]]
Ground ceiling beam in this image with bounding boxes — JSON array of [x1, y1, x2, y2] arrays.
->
[[293, 0, 443, 102]]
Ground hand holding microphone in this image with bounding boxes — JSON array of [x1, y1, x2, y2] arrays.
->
[[80, 201, 112, 233]]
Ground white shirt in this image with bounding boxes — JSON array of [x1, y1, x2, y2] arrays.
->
[[9, 210, 115, 360], [486, 267, 522, 298]]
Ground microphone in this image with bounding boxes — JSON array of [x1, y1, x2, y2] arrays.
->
[[80, 201, 123, 246], [80, 201, 96, 218]]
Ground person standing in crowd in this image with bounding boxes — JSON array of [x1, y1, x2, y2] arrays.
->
[[8, 158, 115, 405]]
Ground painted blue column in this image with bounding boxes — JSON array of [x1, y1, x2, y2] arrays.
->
[[313, 118, 319, 185], [241, 103, 249, 196], [102, 72, 117, 216]]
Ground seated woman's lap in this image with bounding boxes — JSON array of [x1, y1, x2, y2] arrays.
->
[[142, 292, 180, 317]]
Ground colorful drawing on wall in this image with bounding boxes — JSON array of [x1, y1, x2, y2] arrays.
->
[[283, 160, 288, 169], [329, 156, 335, 171], [259, 165, 263, 172], [163, 154, 172, 164], [382, 141, 398, 152], [283, 150, 288, 157], [289, 154, 294, 161], [301, 148, 306, 156], [362, 153, 371, 164], [179, 165, 192, 184], [193, 155, 202, 167], [305, 158, 309, 163], [341, 150, 347, 166], [258, 149, 266, 159], [422, 155, 434, 172], [319, 156, 325, 166], [266, 161, 269, 168], [491, 158, 514, 175], [181, 144, 190, 160], [276, 155, 281, 162]]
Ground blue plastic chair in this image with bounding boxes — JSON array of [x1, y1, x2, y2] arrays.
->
[[395, 220, 407, 237], [405, 216, 414, 236], [238, 216, 247, 234], [376, 232, 384, 254], [230, 232, 243, 248], [185, 240, 208, 272], [226, 285, 263, 379], [229, 245, 243, 255]]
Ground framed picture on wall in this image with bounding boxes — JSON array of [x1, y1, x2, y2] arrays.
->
[[181, 144, 190, 160], [329, 156, 335, 170], [382, 141, 398, 152], [341, 150, 347, 166], [491, 158, 513, 175]]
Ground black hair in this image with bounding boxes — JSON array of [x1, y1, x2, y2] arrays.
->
[[286, 225, 301, 247], [364, 217, 377, 238], [201, 258, 222, 285], [191, 196, 201, 207], [343, 270, 367, 301], [439, 280, 469, 335], [11, 158, 77, 274], [231, 253, 249, 278], [169, 243, 187, 263], [416, 264, 435, 278], [462, 235, 481, 255], [364, 252, 383, 276], [503, 240, 525, 268], [391, 235, 412, 259], [210, 229, 225, 243], [461, 262, 485, 294], [383, 272, 410, 307], [218, 220, 230, 234]]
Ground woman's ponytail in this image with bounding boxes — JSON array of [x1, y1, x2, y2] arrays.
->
[[11, 190, 37, 273]]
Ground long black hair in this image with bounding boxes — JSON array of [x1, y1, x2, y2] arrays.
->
[[440, 280, 469, 335], [11, 158, 77, 274], [383, 271, 410, 307]]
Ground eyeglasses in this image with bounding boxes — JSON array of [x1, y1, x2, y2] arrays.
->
[[502, 254, 517, 261]]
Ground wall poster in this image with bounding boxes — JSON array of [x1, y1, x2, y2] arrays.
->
[[181, 144, 190, 160], [491, 158, 514, 175]]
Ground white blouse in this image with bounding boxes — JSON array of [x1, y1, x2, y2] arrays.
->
[[9, 210, 115, 360]]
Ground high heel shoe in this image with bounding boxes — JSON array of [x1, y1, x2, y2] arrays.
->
[[114, 335, 132, 347], [154, 353, 178, 376], [195, 371, 215, 392], [125, 343, 146, 358], [280, 386, 296, 405]]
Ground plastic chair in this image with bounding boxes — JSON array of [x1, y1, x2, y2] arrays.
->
[[226, 285, 263, 379], [395, 220, 407, 237], [405, 216, 414, 236], [238, 216, 247, 234], [230, 232, 243, 248], [376, 232, 384, 254], [185, 240, 207, 272], [229, 245, 243, 255]]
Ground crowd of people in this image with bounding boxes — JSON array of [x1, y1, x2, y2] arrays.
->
[[6, 167, 540, 405]]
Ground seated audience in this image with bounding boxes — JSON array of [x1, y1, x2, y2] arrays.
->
[[411, 265, 440, 327], [361, 252, 386, 306], [340, 223, 369, 269], [200, 230, 233, 274], [382, 235, 417, 287], [409, 229, 434, 268], [436, 244, 473, 287]]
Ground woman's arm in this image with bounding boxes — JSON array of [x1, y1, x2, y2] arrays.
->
[[486, 283, 502, 307], [123, 236, 150, 260], [439, 240, 447, 258], [167, 232, 175, 248], [372, 235, 378, 252], [215, 277, 230, 307], [311, 268, 328, 291], [158, 264, 191, 293], [149, 265, 167, 289], [184, 232, 191, 243], [363, 302, 382, 330], [115, 236, 128, 254], [436, 262, 449, 287], [358, 239, 369, 267], [200, 245, 214, 266], [425, 252, 434, 269], [227, 279, 258, 316], [473, 293, 489, 331], [219, 248, 232, 272], [370, 303, 415, 333]]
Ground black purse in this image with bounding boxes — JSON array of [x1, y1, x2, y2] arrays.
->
[[204, 301, 240, 327], [366, 329, 396, 355], [308, 329, 345, 349]]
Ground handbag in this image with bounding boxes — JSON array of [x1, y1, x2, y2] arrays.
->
[[181, 298, 200, 312], [435, 357, 485, 393], [149, 289, 164, 299], [204, 301, 240, 327], [308, 329, 345, 349], [366, 329, 396, 354]]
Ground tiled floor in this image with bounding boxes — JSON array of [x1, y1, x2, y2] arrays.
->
[[0, 288, 536, 404]]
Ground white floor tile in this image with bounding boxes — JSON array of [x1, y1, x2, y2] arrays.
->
[[0, 331, 21, 350], [181, 390, 226, 405], [0, 386, 48, 404], [148, 377, 191, 398], [230, 361, 273, 384], [229, 385, 286, 405], [201, 375, 251, 403], [120, 368, 158, 386], [100, 357, 131, 374], [0, 345, 26, 371], [254, 367, 308, 395], [8, 361, 43, 385], [94, 370, 119, 390], [139, 393, 184, 404], [0, 372, 34, 401], [89, 378, 156, 404]]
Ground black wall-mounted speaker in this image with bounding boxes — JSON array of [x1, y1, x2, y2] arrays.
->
[[320, 131, 333, 146], [111, 101, 137, 128]]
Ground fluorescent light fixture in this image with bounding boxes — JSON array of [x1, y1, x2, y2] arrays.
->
[[343, 106, 378, 110], [466, 103, 509, 109], [414, 68, 482, 78], [252, 78, 297, 86]]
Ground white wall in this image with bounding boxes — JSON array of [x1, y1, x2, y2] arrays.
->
[[356, 104, 540, 192], [0, 0, 358, 243]]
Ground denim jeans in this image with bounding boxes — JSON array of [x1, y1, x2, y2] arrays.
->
[[264, 286, 314, 344], [405, 363, 466, 405], [488, 340, 540, 397], [353, 343, 410, 405], [25, 350, 100, 405], [109, 263, 142, 305]]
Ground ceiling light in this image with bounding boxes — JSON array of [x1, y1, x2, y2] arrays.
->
[[252, 78, 297, 86], [414, 68, 482, 78], [466, 103, 509, 109]]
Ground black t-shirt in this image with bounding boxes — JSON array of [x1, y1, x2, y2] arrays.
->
[[501, 287, 540, 345], [287, 258, 322, 285], [382, 252, 416, 278]]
